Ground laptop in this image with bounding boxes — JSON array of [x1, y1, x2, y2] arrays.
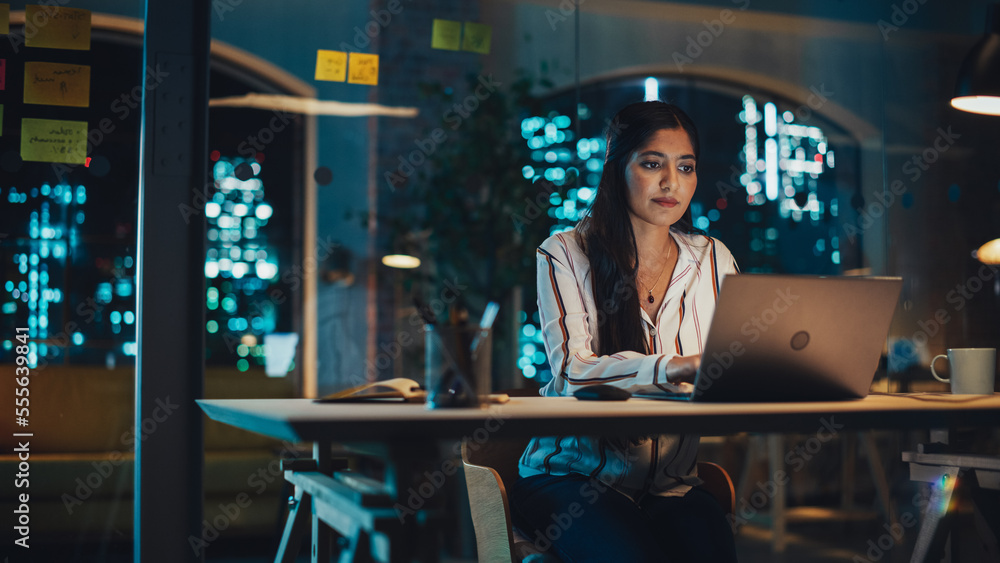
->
[[633, 274, 903, 402]]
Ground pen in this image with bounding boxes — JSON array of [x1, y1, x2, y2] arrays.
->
[[471, 301, 499, 361]]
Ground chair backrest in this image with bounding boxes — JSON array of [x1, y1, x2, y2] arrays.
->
[[697, 461, 736, 517], [461, 438, 531, 563]]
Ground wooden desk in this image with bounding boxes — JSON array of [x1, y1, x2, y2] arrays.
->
[[198, 393, 1000, 562]]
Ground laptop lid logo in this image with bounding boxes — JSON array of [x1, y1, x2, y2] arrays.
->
[[790, 331, 810, 351]]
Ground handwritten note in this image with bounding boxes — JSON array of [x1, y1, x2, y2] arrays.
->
[[347, 52, 378, 86], [21, 118, 88, 164], [315, 50, 347, 82], [1, 4, 9, 35], [431, 19, 461, 51], [25, 6, 91, 51], [0, 59, 5, 91], [462, 23, 492, 55], [24, 62, 91, 107]]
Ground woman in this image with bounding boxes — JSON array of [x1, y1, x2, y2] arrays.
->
[[512, 101, 740, 562]]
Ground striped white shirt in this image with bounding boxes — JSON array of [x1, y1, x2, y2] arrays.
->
[[519, 228, 739, 500]]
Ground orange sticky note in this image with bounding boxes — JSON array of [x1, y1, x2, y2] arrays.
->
[[21, 118, 88, 164], [315, 50, 347, 82], [462, 22, 492, 55], [347, 52, 378, 86], [1, 4, 10, 35], [431, 19, 461, 51], [25, 62, 90, 107], [25, 6, 91, 51]]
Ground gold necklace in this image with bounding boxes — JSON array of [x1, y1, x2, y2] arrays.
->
[[639, 240, 674, 304]]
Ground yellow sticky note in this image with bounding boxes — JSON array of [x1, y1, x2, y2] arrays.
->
[[431, 19, 461, 51], [462, 23, 492, 55], [347, 52, 378, 86], [25, 62, 90, 107], [21, 118, 88, 164], [315, 50, 347, 82], [1, 4, 10, 35], [25, 6, 91, 51]]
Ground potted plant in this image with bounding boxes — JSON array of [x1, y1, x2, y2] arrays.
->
[[380, 69, 556, 391]]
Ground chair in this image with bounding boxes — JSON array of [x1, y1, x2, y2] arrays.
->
[[461, 437, 736, 563]]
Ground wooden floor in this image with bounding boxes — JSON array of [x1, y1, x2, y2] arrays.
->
[[25, 516, 993, 562], [204, 520, 928, 562]]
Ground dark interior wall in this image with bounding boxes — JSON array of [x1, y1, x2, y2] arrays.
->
[[882, 28, 1000, 369]]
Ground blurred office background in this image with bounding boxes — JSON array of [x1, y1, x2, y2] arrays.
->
[[1, 0, 999, 561]]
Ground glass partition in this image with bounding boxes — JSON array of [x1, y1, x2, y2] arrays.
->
[[0, 8, 144, 560]]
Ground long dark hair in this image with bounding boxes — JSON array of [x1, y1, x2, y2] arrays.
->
[[577, 101, 701, 356]]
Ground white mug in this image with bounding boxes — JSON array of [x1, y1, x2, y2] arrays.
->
[[930, 348, 996, 394]]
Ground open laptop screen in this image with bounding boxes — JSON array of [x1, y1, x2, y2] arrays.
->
[[638, 275, 902, 402]]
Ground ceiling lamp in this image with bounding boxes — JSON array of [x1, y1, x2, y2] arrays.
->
[[951, 3, 1000, 116], [381, 254, 421, 269], [975, 238, 1000, 264]]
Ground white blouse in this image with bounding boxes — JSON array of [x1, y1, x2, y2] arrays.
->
[[518, 228, 739, 500]]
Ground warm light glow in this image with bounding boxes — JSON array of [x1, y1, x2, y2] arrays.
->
[[951, 96, 1000, 116], [976, 238, 1000, 264], [209, 93, 419, 117], [382, 254, 421, 269]]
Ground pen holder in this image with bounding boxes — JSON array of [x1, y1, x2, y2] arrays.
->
[[424, 324, 492, 408]]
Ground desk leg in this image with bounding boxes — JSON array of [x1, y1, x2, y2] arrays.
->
[[841, 433, 857, 509], [313, 441, 333, 563], [335, 529, 374, 563], [735, 434, 762, 510], [861, 432, 896, 524], [382, 441, 443, 563], [276, 488, 311, 563], [910, 466, 958, 563], [767, 434, 786, 553], [276, 440, 444, 563]]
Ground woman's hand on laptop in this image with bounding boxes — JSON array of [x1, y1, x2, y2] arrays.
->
[[666, 354, 701, 384]]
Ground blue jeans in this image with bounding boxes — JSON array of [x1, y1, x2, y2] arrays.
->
[[510, 473, 738, 563]]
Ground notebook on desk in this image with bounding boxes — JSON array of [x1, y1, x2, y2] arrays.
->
[[632, 274, 903, 402]]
